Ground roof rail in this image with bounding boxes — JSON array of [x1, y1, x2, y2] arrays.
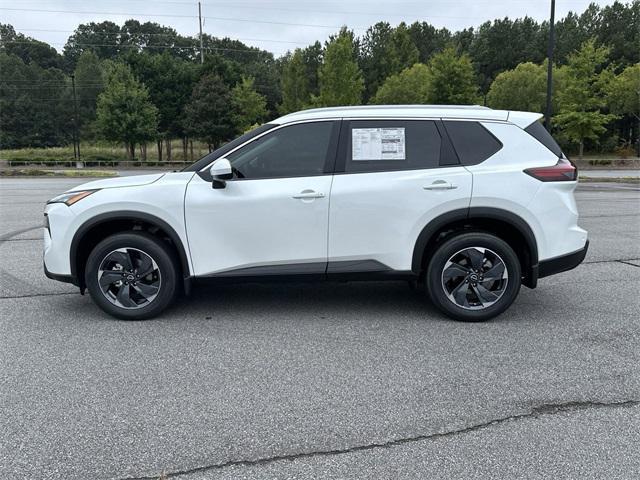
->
[[295, 104, 492, 113]]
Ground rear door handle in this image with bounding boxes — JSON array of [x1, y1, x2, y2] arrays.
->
[[424, 180, 457, 191], [292, 190, 325, 199]]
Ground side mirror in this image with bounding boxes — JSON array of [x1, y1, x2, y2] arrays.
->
[[209, 158, 233, 189]]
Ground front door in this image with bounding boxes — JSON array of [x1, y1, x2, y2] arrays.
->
[[185, 120, 339, 276]]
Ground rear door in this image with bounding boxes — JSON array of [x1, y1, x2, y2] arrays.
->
[[327, 119, 472, 274]]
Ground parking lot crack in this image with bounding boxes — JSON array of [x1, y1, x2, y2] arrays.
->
[[617, 260, 640, 268], [121, 400, 639, 480]]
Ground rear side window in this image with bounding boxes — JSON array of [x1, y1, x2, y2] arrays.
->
[[345, 120, 441, 173], [443, 121, 502, 166], [525, 120, 563, 158]]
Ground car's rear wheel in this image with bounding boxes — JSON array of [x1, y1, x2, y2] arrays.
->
[[426, 232, 521, 322], [85, 232, 178, 320]]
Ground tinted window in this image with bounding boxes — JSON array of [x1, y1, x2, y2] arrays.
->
[[345, 120, 441, 173], [226, 122, 335, 179], [525, 120, 563, 158], [184, 123, 276, 172], [443, 121, 502, 165]]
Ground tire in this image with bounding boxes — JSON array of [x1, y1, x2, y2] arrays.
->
[[85, 232, 178, 320], [425, 232, 521, 322]]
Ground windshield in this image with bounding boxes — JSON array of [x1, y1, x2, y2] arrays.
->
[[182, 123, 278, 172]]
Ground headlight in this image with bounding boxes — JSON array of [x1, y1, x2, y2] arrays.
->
[[47, 190, 98, 206]]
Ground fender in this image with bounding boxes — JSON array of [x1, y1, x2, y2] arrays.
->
[[411, 207, 539, 286], [70, 211, 191, 288]]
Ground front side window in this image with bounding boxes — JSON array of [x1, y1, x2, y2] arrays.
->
[[345, 120, 442, 173], [226, 121, 336, 179]]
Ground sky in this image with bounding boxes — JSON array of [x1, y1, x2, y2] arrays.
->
[[1, 0, 619, 57]]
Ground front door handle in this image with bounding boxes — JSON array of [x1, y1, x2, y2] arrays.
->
[[292, 190, 325, 199], [424, 180, 457, 191]]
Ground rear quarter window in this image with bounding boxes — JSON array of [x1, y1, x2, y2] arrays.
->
[[524, 120, 564, 158], [443, 121, 503, 166]]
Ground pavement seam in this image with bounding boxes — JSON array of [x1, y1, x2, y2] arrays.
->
[[120, 400, 639, 480], [0, 225, 41, 242], [617, 260, 640, 268], [0, 291, 76, 299]]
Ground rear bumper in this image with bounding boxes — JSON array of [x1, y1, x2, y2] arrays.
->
[[538, 240, 589, 279], [44, 261, 77, 286]]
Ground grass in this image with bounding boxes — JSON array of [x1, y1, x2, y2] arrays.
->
[[0, 141, 210, 167], [580, 176, 640, 183], [0, 169, 117, 177]]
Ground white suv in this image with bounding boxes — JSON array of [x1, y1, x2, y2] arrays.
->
[[44, 105, 588, 322]]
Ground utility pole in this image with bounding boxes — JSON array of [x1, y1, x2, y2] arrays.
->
[[198, 2, 204, 64], [70, 74, 82, 168], [545, 0, 556, 131]]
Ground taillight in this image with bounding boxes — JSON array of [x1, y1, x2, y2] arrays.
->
[[524, 158, 577, 182]]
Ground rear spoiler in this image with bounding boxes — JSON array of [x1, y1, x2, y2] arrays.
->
[[506, 111, 543, 129]]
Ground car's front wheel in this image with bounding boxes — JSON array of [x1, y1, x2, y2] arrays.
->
[[85, 232, 178, 320], [426, 232, 521, 322]]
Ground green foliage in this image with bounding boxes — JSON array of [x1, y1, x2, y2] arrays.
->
[[487, 62, 547, 112], [231, 77, 268, 133], [359, 22, 419, 100], [0, 24, 63, 70], [125, 51, 197, 138], [183, 74, 234, 148], [0, 52, 73, 148], [315, 28, 364, 107], [606, 63, 640, 117], [554, 40, 617, 157], [428, 48, 479, 104], [279, 49, 311, 114], [407, 22, 452, 63], [95, 63, 158, 158], [73, 51, 105, 137], [371, 63, 431, 104]]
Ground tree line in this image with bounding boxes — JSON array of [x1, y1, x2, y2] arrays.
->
[[0, 1, 638, 160]]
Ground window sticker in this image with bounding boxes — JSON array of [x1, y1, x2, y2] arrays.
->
[[352, 127, 405, 161]]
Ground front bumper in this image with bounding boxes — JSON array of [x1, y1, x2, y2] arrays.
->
[[538, 240, 589, 279]]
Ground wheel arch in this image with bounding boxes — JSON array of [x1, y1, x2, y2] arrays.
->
[[70, 211, 191, 290], [411, 207, 539, 288]]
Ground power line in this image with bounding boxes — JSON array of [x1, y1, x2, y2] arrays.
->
[[0, 7, 368, 30], [10, 28, 309, 45], [2, 40, 286, 55]]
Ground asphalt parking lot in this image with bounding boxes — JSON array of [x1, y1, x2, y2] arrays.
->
[[1, 177, 639, 480]]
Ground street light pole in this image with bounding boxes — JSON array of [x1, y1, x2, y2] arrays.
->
[[545, 0, 556, 131], [70, 74, 82, 168], [198, 2, 204, 64]]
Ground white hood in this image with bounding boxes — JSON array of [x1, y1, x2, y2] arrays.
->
[[68, 173, 166, 192]]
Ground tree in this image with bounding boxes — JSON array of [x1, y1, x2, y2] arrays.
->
[[371, 63, 431, 104], [0, 24, 64, 70], [606, 63, 640, 119], [487, 62, 546, 112], [359, 22, 419, 100], [73, 50, 105, 137], [279, 49, 310, 114], [315, 28, 364, 107], [183, 74, 234, 150], [554, 40, 617, 158], [0, 52, 73, 148], [605, 63, 640, 147], [231, 76, 267, 133], [428, 48, 479, 104], [95, 63, 158, 160], [125, 51, 197, 160], [468, 17, 546, 93], [63, 21, 122, 68], [407, 22, 451, 64]]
